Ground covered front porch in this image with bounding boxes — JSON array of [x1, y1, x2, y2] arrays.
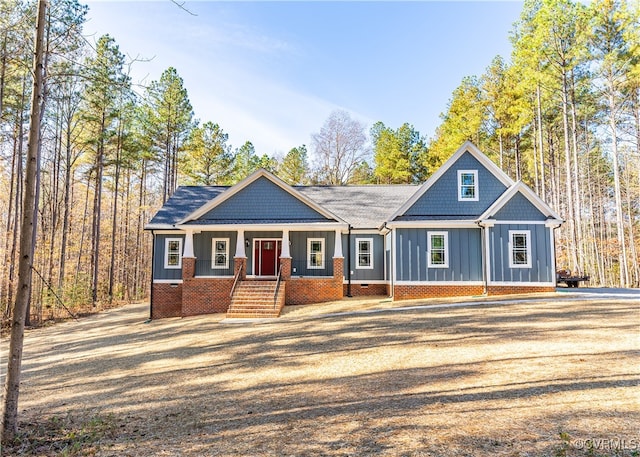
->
[[176, 224, 347, 317]]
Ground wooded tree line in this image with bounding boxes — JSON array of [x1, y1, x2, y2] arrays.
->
[[0, 0, 638, 326], [427, 0, 640, 287]]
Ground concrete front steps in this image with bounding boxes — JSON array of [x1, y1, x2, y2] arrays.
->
[[227, 280, 286, 318]]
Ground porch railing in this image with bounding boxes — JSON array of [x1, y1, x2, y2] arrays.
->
[[230, 263, 243, 298], [273, 268, 282, 309]]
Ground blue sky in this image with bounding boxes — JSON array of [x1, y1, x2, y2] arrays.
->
[[84, 1, 523, 158]]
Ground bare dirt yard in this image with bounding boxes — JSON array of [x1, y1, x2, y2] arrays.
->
[[2, 289, 639, 456]]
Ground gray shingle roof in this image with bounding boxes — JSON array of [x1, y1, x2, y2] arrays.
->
[[146, 183, 419, 229], [297, 185, 419, 229], [146, 186, 229, 228]]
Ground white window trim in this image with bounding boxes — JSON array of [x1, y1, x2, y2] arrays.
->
[[427, 231, 449, 268], [458, 170, 479, 201], [164, 238, 183, 269], [355, 238, 374, 270], [509, 230, 532, 268], [211, 238, 230, 269], [307, 238, 325, 269]]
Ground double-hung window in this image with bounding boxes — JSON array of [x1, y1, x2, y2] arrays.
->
[[356, 238, 373, 269], [509, 230, 531, 268], [458, 170, 479, 201], [307, 238, 325, 269], [164, 238, 183, 269], [212, 238, 229, 269], [427, 231, 449, 268]]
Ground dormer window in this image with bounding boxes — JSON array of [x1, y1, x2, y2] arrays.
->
[[458, 170, 478, 201]]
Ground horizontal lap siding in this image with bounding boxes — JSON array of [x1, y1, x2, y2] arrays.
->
[[396, 228, 482, 282], [490, 224, 552, 283]]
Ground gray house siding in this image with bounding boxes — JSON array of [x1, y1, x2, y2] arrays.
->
[[489, 224, 553, 283], [153, 234, 185, 281], [493, 192, 547, 221], [193, 231, 237, 276], [342, 233, 385, 281], [289, 230, 335, 277], [401, 152, 507, 218], [198, 177, 331, 222], [395, 228, 483, 281]]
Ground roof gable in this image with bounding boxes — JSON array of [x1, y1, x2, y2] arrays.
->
[[390, 142, 514, 221], [479, 181, 563, 222], [182, 169, 342, 225]]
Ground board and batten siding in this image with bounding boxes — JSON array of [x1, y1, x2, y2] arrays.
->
[[489, 224, 553, 283], [395, 228, 483, 282], [342, 233, 386, 281], [193, 231, 237, 276], [289, 230, 335, 276], [153, 233, 185, 281]]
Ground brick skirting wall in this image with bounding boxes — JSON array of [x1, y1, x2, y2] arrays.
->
[[487, 285, 556, 295], [286, 277, 343, 305], [393, 284, 484, 300], [344, 283, 389, 297], [182, 277, 234, 316], [151, 283, 183, 319]]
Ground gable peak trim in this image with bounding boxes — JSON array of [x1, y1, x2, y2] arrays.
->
[[387, 141, 514, 222], [178, 168, 345, 224], [478, 180, 563, 222]]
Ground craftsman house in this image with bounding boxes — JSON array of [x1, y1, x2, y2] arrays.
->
[[145, 142, 563, 319]]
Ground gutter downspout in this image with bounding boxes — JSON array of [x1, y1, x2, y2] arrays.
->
[[149, 230, 155, 320], [477, 221, 488, 295], [346, 225, 352, 297]]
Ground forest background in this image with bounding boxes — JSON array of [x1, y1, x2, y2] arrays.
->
[[1, 0, 638, 325]]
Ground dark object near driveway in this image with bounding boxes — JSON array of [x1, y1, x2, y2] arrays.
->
[[556, 269, 590, 288]]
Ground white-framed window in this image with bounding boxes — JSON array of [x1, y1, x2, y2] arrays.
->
[[307, 238, 325, 269], [211, 238, 229, 269], [164, 238, 183, 269], [356, 238, 374, 269], [427, 231, 449, 268], [509, 230, 531, 268], [458, 170, 479, 201]]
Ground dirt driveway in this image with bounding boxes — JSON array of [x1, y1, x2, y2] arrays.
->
[[2, 290, 639, 456]]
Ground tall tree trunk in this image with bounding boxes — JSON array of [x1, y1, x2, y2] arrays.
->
[[561, 70, 578, 272], [91, 112, 106, 306], [536, 84, 546, 200], [2, 0, 47, 442]]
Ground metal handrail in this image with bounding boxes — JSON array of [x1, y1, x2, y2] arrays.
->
[[230, 263, 243, 298], [273, 268, 282, 308]]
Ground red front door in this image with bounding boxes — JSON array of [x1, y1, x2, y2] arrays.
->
[[254, 240, 282, 276]]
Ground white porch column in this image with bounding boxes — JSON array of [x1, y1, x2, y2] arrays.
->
[[235, 228, 246, 258], [183, 230, 195, 258], [333, 229, 343, 258], [281, 229, 291, 258]]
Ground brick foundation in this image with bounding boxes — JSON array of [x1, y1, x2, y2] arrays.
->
[[285, 257, 345, 305], [344, 283, 389, 297], [286, 277, 343, 305], [182, 277, 234, 316], [393, 284, 484, 301], [487, 285, 556, 295], [151, 283, 183, 319]]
